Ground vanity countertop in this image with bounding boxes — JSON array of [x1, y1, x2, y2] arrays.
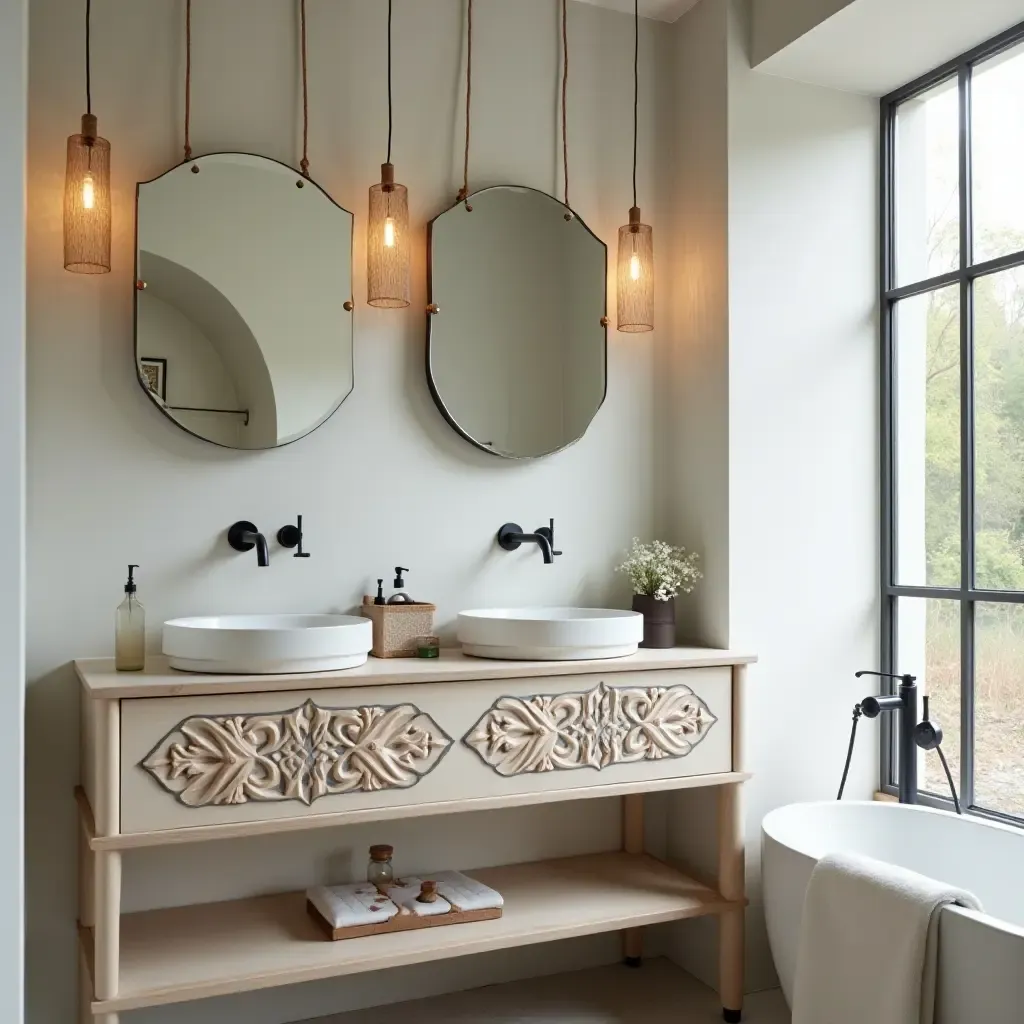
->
[[75, 646, 757, 700]]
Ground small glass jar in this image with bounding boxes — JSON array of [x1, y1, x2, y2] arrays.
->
[[367, 844, 395, 888]]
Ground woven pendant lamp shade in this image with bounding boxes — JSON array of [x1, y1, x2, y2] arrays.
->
[[616, 206, 653, 333], [367, 163, 411, 308], [64, 114, 111, 274]]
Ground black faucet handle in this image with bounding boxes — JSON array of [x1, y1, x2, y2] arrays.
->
[[277, 515, 311, 558], [535, 518, 563, 557]]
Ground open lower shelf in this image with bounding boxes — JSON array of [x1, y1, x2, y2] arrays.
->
[[85, 851, 740, 1015]]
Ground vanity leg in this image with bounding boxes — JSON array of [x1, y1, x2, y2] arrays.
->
[[622, 793, 644, 967], [718, 782, 744, 1022], [78, 940, 92, 1024], [94, 850, 121, 1002]]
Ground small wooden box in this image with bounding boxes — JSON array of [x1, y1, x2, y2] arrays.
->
[[361, 599, 436, 658]]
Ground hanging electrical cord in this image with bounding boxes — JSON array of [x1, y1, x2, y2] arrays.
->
[[632, 0, 638, 211], [183, 0, 192, 162], [386, 0, 393, 165], [561, 0, 570, 215], [457, 0, 473, 209], [299, 0, 310, 177], [85, 0, 93, 117]]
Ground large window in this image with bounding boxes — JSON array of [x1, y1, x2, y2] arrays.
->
[[882, 23, 1024, 821]]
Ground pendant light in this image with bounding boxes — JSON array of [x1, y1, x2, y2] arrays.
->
[[64, 0, 111, 274], [367, 0, 411, 308], [616, 0, 652, 332]]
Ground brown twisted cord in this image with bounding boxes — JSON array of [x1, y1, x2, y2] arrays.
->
[[299, 0, 310, 176], [457, 0, 473, 209], [183, 0, 192, 161], [561, 0, 570, 212]]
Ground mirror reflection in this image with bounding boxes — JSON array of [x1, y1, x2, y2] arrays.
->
[[135, 153, 354, 449], [427, 186, 607, 459]]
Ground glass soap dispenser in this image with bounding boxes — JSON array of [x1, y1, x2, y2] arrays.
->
[[115, 564, 145, 672]]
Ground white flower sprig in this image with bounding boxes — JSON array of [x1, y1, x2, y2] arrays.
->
[[616, 538, 702, 602]]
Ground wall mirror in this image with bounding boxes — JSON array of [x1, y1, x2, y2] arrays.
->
[[427, 187, 607, 459], [135, 153, 354, 449]]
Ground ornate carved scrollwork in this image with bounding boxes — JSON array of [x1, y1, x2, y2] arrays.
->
[[463, 681, 716, 776], [141, 699, 452, 807]]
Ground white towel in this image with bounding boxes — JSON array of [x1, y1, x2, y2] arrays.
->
[[792, 852, 981, 1024]]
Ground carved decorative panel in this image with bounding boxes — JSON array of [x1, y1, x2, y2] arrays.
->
[[141, 699, 452, 807], [463, 680, 716, 776]]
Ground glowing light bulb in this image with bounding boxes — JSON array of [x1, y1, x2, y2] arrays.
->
[[629, 252, 641, 282], [383, 217, 396, 248], [82, 172, 95, 211]]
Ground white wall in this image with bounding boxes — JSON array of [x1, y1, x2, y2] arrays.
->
[[25, 1, 661, 1022], [0, 0, 26, 1021], [662, 0, 879, 994], [750, 0, 855, 65]]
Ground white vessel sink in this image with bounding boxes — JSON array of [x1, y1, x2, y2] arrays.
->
[[458, 607, 643, 661], [163, 614, 373, 674]]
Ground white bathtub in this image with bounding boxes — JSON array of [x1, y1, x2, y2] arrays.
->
[[762, 801, 1024, 1023]]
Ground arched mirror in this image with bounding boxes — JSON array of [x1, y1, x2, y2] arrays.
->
[[427, 186, 607, 459], [135, 153, 354, 449]]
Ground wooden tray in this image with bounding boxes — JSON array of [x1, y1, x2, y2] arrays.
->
[[307, 899, 503, 941]]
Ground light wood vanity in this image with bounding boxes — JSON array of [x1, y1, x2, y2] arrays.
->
[[75, 647, 755, 1023]]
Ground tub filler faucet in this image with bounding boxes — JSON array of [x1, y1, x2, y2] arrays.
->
[[851, 670, 959, 812]]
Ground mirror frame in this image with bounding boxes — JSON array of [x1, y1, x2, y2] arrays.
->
[[425, 185, 608, 460], [133, 152, 356, 451]]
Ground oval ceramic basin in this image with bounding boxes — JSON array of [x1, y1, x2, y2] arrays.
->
[[163, 614, 373, 674], [457, 607, 643, 661]]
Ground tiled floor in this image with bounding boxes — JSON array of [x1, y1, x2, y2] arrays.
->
[[309, 959, 790, 1023]]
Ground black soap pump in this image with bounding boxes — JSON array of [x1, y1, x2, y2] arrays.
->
[[387, 567, 414, 604], [115, 564, 145, 672], [374, 579, 387, 606]]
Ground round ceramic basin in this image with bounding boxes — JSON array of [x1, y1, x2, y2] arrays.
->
[[457, 607, 643, 661], [163, 614, 373, 674]]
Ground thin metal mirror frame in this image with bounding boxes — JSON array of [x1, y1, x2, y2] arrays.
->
[[426, 185, 609, 460], [133, 151, 356, 451]]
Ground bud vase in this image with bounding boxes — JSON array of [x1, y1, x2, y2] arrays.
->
[[631, 594, 676, 649]]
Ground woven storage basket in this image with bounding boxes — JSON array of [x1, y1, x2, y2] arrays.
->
[[361, 599, 437, 658]]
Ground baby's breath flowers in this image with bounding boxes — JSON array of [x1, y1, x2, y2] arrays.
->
[[616, 538, 702, 601]]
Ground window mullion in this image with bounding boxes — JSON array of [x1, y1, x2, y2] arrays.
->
[[958, 63, 976, 809]]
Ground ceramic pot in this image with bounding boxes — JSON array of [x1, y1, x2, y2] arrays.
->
[[632, 594, 675, 649]]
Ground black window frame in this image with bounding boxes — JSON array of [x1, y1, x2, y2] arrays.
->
[[881, 19, 1024, 824]]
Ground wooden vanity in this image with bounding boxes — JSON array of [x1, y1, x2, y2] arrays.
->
[[75, 647, 755, 1023]]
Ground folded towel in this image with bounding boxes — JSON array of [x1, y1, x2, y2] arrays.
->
[[432, 870, 504, 911], [306, 882, 398, 929], [792, 851, 982, 1024]]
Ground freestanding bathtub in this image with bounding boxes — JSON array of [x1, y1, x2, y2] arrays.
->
[[762, 801, 1024, 1023]]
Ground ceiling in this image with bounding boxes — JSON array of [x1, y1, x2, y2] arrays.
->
[[574, 0, 700, 22], [758, 0, 1024, 95]]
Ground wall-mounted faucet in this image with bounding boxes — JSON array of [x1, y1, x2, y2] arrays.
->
[[228, 521, 270, 567], [277, 515, 311, 558], [497, 519, 563, 565]]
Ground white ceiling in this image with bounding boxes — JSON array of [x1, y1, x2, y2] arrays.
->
[[758, 0, 1024, 96], [574, 0, 700, 23]]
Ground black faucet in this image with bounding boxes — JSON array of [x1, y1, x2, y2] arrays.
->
[[228, 521, 270, 567], [497, 519, 563, 564], [857, 669, 927, 805]]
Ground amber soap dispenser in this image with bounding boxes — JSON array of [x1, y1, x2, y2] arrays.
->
[[115, 564, 146, 672]]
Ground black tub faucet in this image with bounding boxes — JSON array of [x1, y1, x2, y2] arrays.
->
[[497, 519, 563, 564], [228, 521, 270, 567]]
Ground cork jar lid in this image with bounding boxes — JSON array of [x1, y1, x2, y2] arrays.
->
[[369, 844, 394, 861]]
